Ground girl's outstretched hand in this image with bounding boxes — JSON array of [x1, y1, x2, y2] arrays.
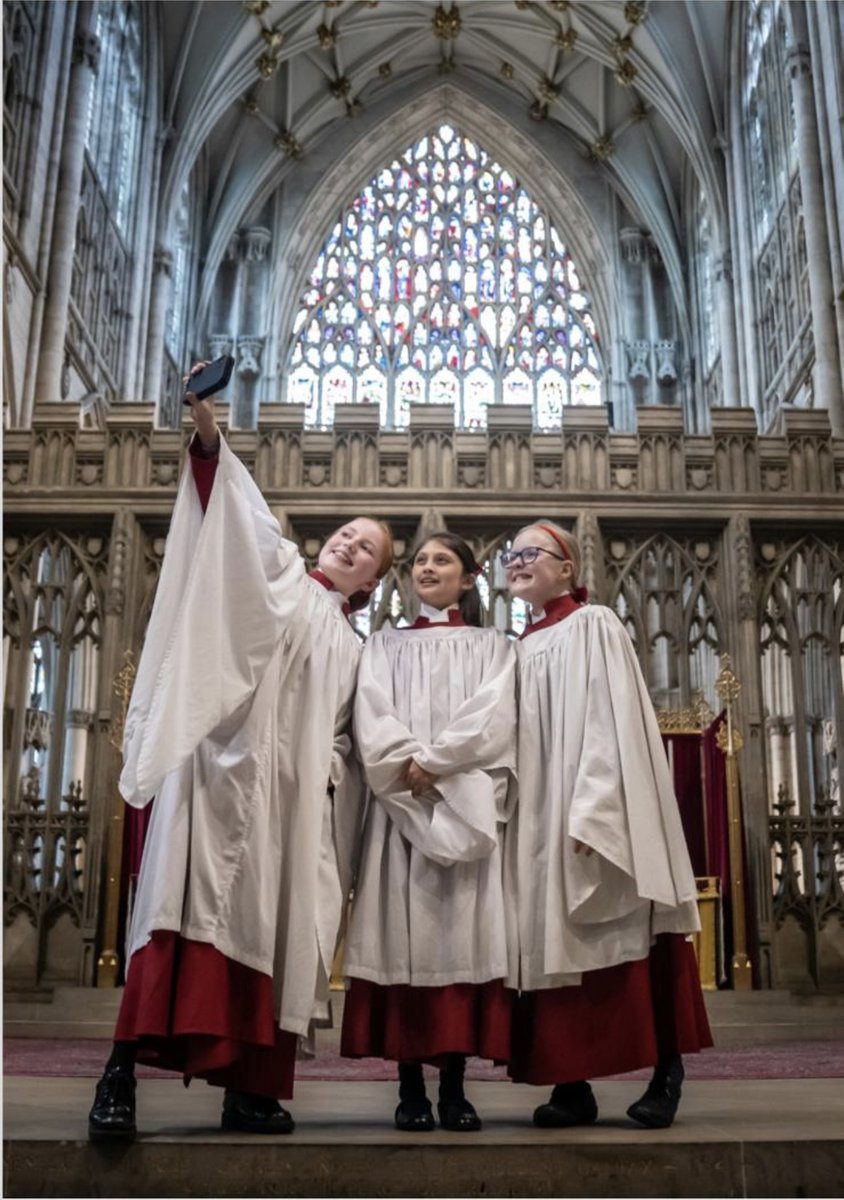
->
[[183, 362, 220, 451]]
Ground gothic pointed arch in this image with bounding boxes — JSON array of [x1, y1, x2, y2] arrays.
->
[[281, 116, 606, 431]]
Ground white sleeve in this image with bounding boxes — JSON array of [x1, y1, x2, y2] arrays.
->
[[119, 439, 308, 808], [350, 633, 501, 868]]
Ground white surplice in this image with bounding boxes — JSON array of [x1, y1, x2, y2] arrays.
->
[[508, 603, 700, 992], [119, 439, 364, 1037], [344, 612, 517, 987]]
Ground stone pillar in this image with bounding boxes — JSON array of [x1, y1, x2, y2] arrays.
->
[[619, 229, 650, 409], [723, 512, 773, 985], [786, 41, 844, 435], [145, 247, 173, 419], [32, 3, 99, 404], [715, 252, 742, 409]]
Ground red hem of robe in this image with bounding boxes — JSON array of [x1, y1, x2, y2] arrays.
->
[[340, 977, 514, 1066], [114, 930, 297, 1099], [509, 934, 713, 1085]]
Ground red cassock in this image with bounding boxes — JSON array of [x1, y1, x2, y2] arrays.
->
[[507, 593, 712, 1085]]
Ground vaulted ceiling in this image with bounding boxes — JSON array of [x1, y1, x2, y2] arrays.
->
[[153, 1, 731, 324]]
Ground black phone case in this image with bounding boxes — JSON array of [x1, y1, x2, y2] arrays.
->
[[183, 355, 235, 403]]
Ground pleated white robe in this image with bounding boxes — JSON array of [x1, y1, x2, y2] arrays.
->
[[120, 439, 364, 1037], [509, 603, 700, 993], [344, 619, 517, 987]]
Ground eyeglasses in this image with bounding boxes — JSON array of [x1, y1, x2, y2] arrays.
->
[[499, 546, 567, 569]]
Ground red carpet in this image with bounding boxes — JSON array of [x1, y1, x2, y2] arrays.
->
[[3, 1039, 843, 1081]]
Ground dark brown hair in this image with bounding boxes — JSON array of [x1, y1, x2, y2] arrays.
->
[[410, 531, 483, 627]]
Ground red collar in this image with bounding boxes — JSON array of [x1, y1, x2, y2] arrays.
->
[[407, 609, 467, 630], [520, 592, 583, 639], [309, 569, 351, 618]]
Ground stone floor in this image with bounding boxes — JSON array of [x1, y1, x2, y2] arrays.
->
[[4, 1076, 844, 1197]]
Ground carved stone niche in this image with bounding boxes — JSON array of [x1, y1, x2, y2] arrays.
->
[[302, 431, 334, 488], [710, 408, 760, 494]]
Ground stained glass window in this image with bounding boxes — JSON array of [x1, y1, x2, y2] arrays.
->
[[84, 1, 143, 239], [287, 124, 603, 430]]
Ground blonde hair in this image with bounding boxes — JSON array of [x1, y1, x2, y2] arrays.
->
[[517, 520, 582, 586]]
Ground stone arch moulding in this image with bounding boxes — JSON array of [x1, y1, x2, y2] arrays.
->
[[275, 85, 619, 403]]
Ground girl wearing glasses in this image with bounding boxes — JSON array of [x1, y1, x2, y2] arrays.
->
[[502, 521, 711, 1129], [341, 532, 517, 1133]]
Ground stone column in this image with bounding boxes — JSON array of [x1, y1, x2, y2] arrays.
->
[[714, 252, 742, 408], [619, 229, 650, 408], [723, 513, 773, 985], [786, 41, 844, 435], [32, 2, 99, 405], [145, 247, 173, 420]]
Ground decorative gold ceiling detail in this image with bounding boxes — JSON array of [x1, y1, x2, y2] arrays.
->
[[242, 0, 269, 15], [590, 135, 615, 160], [624, 0, 648, 26], [550, 0, 570, 10], [256, 50, 280, 79], [378, 62, 392, 78], [274, 130, 303, 159], [615, 59, 637, 85], [500, 61, 515, 79], [317, 23, 337, 49], [242, 93, 260, 116], [555, 27, 578, 51], [612, 33, 633, 55], [631, 99, 649, 120], [329, 75, 352, 98], [260, 25, 283, 50], [538, 76, 559, 102], [432, 4, 461, 40], [529, 99, 548, 121]]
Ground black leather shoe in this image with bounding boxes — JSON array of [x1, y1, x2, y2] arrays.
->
[[88, 1066, 137, 1142], [437, 1097, 482, 1131], [627, 1055, 684, 1129], [394, 1098, 435, 1132], [221, 1089, 295, 1134], [533, 1081, 598, 1128]]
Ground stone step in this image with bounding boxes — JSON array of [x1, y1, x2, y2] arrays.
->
[[4, 1077, 843, 1199]]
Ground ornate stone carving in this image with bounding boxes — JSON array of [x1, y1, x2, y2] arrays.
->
[[627, 339, 650, 381], [620, 228, 646, 266], [243, 227, 271, 262], [432, 4, 461, 39], [237, 336, 265, 380], [72, 30, 100, 71], [209, 335, 233, 359], [732, 513, 755, 623], [654, 340, 677, 387]]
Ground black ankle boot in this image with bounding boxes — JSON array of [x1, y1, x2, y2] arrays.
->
[[88, 1065, 137, 1142], [437, 1054, 481, 1132], [627, 1054, 685, 1128], [221, 1089, 295, 1134], [394, 1062, 434, 1132], [533, 1080, 598, 1128]]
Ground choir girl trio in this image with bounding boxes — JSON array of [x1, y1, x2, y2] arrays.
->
[[88, 379, 711, 1141]]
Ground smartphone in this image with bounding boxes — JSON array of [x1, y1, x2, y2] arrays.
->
[[183, 355, 235, 404]]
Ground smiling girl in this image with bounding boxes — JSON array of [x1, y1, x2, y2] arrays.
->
[[341, 532, 517, 1132], [504, 520, 711, 1130], [89, 374, 393, 1142]]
